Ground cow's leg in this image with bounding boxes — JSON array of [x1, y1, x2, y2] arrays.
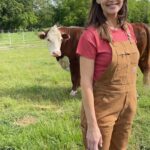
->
[[143, 70, 150, 86], [69, 58, 80, 96], [139, 60, 150, 86]]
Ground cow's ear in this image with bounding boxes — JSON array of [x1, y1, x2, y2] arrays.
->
[[62, 33, 70, 41], [38, 32, 46, 39]]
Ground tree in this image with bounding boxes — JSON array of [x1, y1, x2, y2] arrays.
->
[[0, 0, 38, 30], [33, 0, 55, 28], [53, 0, 90, 26], [17, 0, 38, 30], [128, 0, 150, 24], [0, 0, 23, 30]]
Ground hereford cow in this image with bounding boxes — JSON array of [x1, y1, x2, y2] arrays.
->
[[39, 23, 150, 96], [39, 25, 83, 96]]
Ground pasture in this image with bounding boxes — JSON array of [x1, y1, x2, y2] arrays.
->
[[0, 32, 150, 150]]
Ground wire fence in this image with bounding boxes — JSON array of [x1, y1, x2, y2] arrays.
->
[[0, 30, 47, 50]]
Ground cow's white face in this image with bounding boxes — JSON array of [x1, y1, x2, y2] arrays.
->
[[39, 25, 70, 57], [46, 25, 62, 56]]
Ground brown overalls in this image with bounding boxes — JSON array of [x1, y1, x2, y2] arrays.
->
[[81, 29, 140, 150]]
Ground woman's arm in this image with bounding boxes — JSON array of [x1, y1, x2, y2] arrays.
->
[[80, 56, 97, 126], [80, 56, 102, 150]]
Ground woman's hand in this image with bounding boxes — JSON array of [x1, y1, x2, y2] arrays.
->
[[86, 125, 103, 150]]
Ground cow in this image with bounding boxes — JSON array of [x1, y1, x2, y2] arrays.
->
[[38, 23, 150, 96], [39, 25, 83, 96]]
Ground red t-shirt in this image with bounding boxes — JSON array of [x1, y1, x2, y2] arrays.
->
[[76, 24, 136, 81]]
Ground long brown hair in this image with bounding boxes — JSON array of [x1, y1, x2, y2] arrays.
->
[[87, 0, 128, 42]]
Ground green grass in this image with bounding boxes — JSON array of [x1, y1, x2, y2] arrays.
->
[[0, 32, 150, 150], [0, 46, 82, 150], [128, 76, 150, 150]]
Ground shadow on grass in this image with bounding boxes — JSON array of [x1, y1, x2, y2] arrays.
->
[[0, 85, 81, 103]]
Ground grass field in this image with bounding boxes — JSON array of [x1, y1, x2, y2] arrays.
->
[[0, 32, 150, 150]]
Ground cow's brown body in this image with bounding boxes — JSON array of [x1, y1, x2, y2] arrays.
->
[[56, 27, 83, 92], [57, 23, 150, 93], [39, 23, 150, 94], [132, 23, 150, 85]]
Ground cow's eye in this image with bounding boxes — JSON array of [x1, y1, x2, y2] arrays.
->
[[47, 39, 51, 42]]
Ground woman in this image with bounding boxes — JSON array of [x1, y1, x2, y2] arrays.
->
[[77, 0, 139, 150]]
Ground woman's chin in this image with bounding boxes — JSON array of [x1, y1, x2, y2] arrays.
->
[[106, 10, 119, 17]]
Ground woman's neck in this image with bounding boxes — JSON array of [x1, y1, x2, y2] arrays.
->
[[106, 16, 120, 29]]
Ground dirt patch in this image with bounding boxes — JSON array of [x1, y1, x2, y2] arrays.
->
[[14, 115, 37, 127], [33, 104, 63, 114], [33, 104, 58, 110]]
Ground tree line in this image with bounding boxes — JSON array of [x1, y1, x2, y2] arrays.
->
[[0, 0, 150, 31]]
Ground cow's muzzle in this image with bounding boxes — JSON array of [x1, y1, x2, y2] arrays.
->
[[51, 51, 61, 57]]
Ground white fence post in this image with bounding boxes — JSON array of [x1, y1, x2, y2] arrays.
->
[[22, 31, 25, 44], [8, 31, 12, 47]]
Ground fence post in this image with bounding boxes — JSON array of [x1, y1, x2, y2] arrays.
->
[[22, 31, 25, 44], [8, 31, 12, 47]]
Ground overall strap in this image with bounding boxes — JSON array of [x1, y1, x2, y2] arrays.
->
[[124, 23, 132, 43], [109, 23, 133, 46]]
